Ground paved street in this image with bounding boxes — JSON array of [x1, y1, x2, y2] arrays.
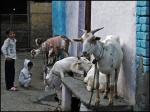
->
[[1, 51, 58, 111]]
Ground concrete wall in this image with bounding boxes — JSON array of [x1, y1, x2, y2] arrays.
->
[[52, 1, 85, 56], [65, 1, 85, 56], [30, 1, 52, 48], [52, 1, 150, 106], [135, 1, 149, 111], [91, 1, 136, 104]]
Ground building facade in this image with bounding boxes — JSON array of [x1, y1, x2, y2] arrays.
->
[[52, 1, 149, 110]]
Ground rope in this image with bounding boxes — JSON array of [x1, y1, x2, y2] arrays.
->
[[88, 59, 97, 107]]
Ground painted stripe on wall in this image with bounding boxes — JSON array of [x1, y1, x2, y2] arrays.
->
[[52, 1, 66, 36]]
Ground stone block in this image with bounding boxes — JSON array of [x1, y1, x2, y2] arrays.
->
[[143, 57, 150, 65], [136, 24, 141, 32], [141, 40, 149, 48], [136, 47, 149, 57], [139, 1, 149, 7], [136, 40, 141, 47], [141, 24, 149, 32], [136, 7, 141, 16], [136, 16, 139, 24], [143, 65, 150, 72], [136, 56, 149, 66], [141, 7, 149, 15], [137, 32, 149, 40], [139, 17, 149, 24]]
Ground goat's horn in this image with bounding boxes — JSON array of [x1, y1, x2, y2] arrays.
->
[[90, 27, 104, 34], [79, 29, 87, 33]]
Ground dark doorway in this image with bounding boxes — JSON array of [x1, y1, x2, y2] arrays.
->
[[1, 0, 27, 14], [1, 0, 30, 48]]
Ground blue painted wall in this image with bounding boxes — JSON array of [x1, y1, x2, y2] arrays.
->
[[136, 1, 149, 72], [52, 1, 66, 36]]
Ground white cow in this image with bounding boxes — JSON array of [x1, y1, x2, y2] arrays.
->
[[45, 57, 92, 101], [31, 35, 71, 65], [73, 27, 123, 106]]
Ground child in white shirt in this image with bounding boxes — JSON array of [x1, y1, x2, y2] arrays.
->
[[19, 59, 33, 87]]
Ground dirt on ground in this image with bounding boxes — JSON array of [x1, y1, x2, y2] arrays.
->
[[1, 52, 58, 111]]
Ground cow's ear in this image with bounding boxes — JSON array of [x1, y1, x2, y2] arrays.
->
[[73, 38, 82, 42], [77, 56, 80, 60], [76, 60, 81, 64]]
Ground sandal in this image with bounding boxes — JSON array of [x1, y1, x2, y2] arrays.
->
[[13, 85, 18, 88], [8, 87, 18, 91]]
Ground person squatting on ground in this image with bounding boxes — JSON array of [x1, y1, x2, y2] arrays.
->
[[19, 59, 33, 88], [1, 29, 18, 91]]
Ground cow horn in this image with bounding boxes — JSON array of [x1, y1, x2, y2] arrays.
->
[[35, 38, 39, 46], [90, 27, 104, 34], [79, 29, 87, 33]]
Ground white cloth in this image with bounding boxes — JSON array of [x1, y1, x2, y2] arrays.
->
[[1, 38, 17, 59], [19, 59, 32, 87]]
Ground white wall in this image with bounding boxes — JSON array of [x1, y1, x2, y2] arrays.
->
[[91, 1, 136, 104], [65, 1, 85, 57]]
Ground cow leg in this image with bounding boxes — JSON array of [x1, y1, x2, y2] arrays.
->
[[95, 70, 100, 105], [48, 48, 54, 64], [60, 72, 65, 78], [46, 52, 48, 64], [103, 74, 109, 99], [114, 66, 120, 99], [108, 70, 115, 106]]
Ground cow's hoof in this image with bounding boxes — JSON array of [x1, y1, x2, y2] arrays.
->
[[103, 94, 107, 99], [95, 101, 100, 106], [95, 99, 100, 106], [114, 95, 119, 99], [108, 99, 113, 106]]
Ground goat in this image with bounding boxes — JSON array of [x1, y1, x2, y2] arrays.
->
[[83, 64, 106, 92], [45, 56, 92, 101], [73, 28, 123, 106], [31, 35, 71, 65]]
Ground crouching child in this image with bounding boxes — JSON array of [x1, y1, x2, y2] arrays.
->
[[19, 59, 33, 88]]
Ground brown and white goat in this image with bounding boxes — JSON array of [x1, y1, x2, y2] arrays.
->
[[31, 35, 71, 65]]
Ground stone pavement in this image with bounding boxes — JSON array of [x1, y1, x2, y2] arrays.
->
[[1, 51, 58, 111]]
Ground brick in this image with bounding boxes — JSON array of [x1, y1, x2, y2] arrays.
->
[[141, 48, 149, 57], [141, 40, 149, 48], [141, 24, 149, 31], [136, 55, 139, 64], [136, 56, 149, 65], [141, 7, 149, 15], [136, 47, 149, 57], [139, 1, 149, 7], [136, 16, 139, 24], [139, 17, 149, 24], [136, 47, 143, 55], [136, 40, 141, 47], [137, 32, 149, 40], [136, 2, 140, 7], [136, 24, 141, 32], [143, 65, 150, 72], [136, 7, 141, 15], [143, 57, 149, 65]]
